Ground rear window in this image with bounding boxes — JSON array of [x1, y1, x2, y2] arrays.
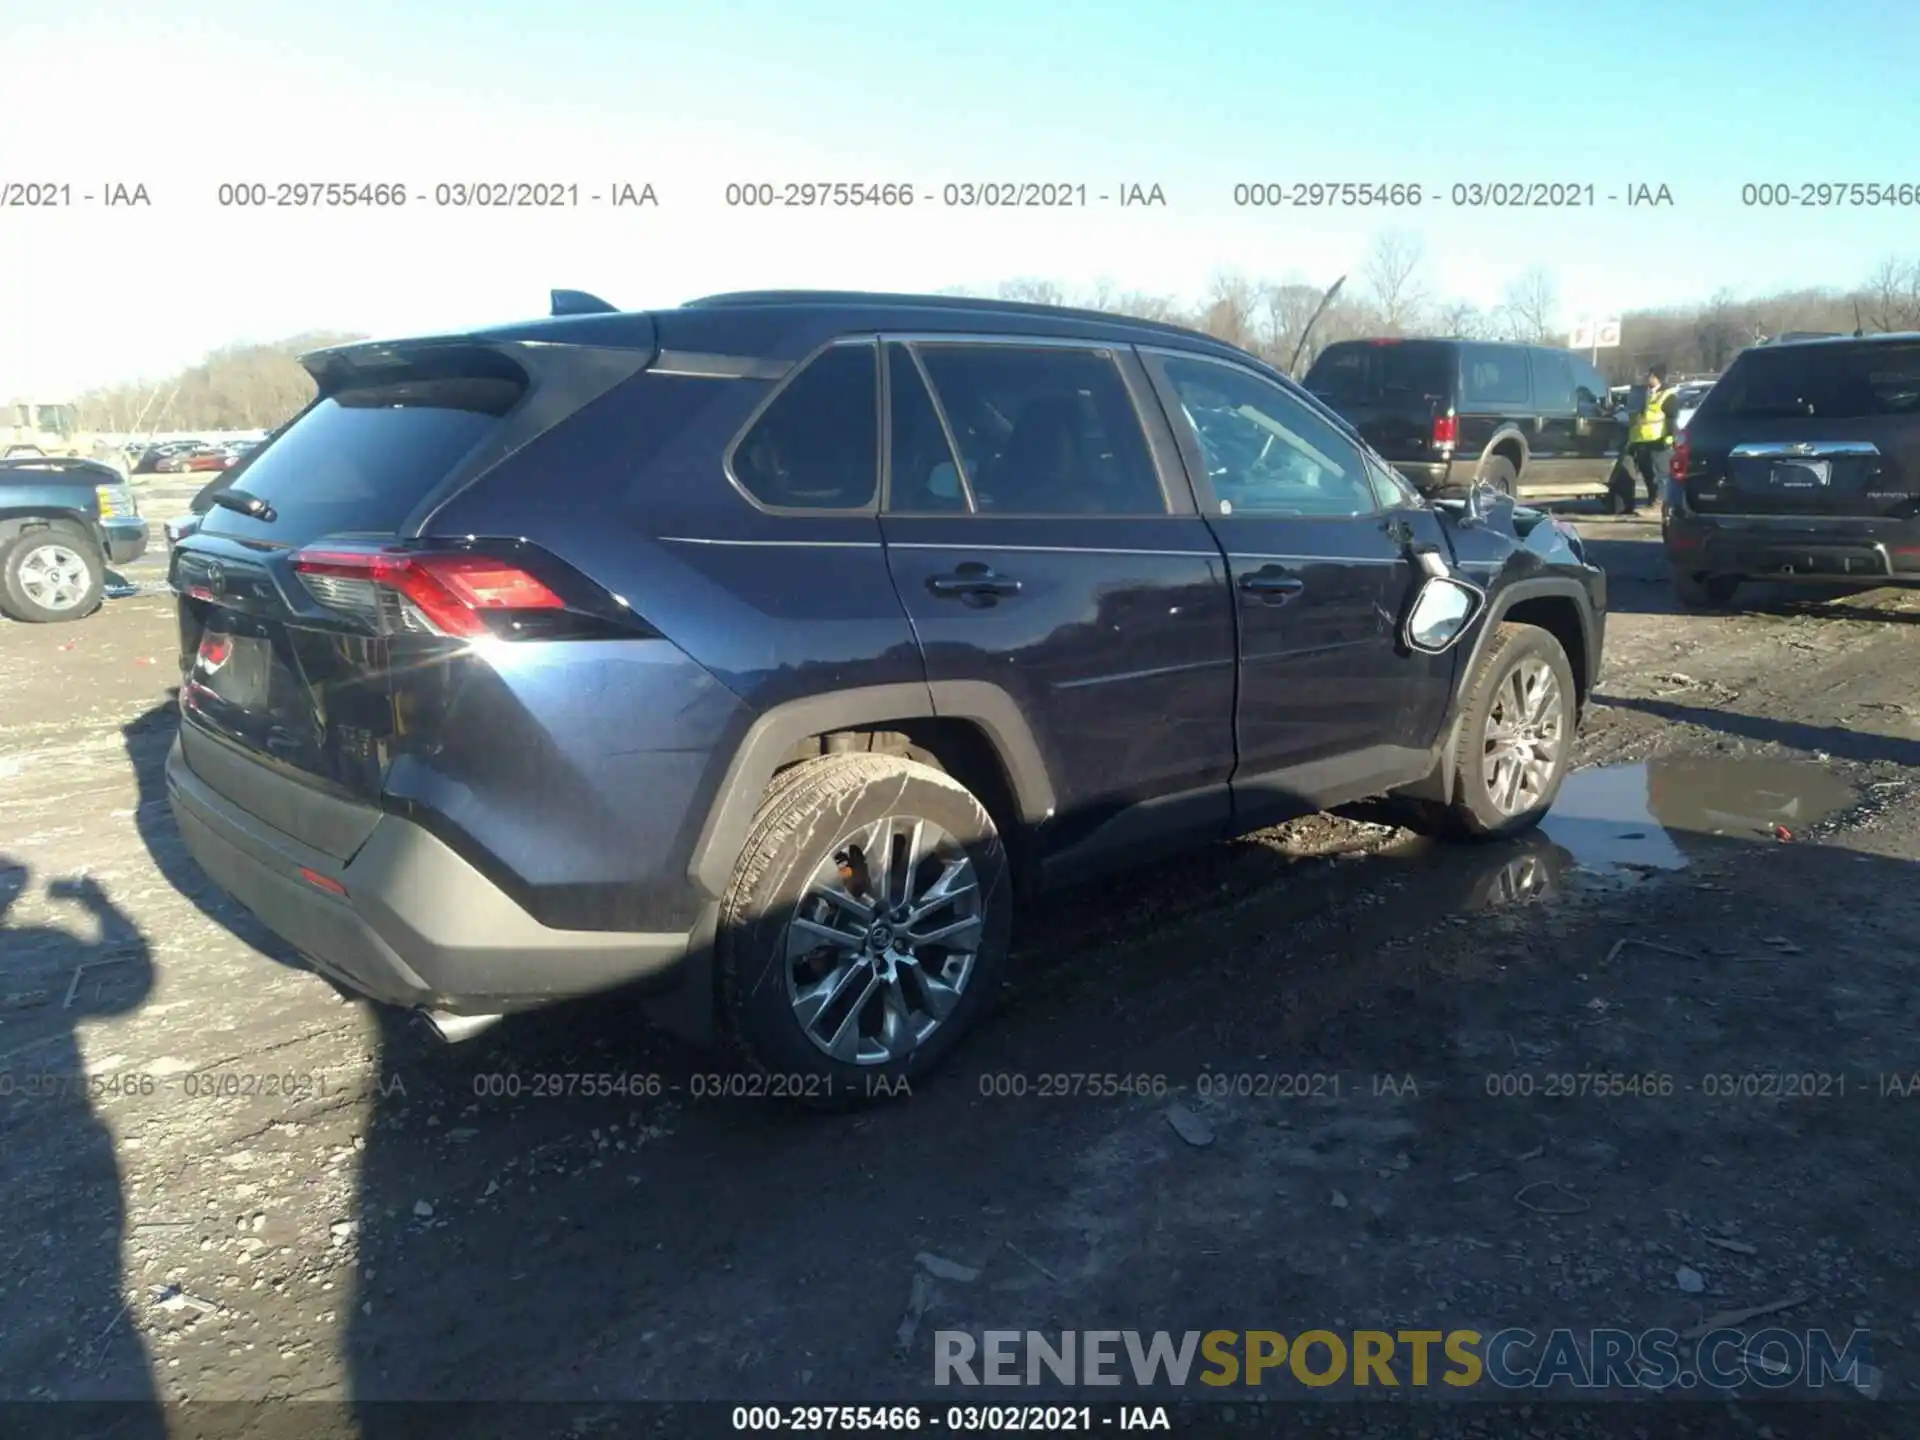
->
[[1707, 343, 1920, 421], [1304, 342, 1453, 404], [196, 373, 524, 541]]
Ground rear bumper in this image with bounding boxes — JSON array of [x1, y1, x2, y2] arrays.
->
[[1665, 510, 1920, 583], [101, 520, 148, 565], [165, 734, 698, 1016]]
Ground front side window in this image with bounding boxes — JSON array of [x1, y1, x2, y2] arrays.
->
[[1571, 357, 1609, 409], [1159, 356, 1376, 518], [1460, 345, 1531, 407], [730, 342, 879, 510], [911, 344, 1166, 516]]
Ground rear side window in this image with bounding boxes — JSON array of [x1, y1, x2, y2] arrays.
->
[[886, 345, 969, 513], [730, 342, 879, 510], [1529, 350, 1575, 412], [913, 344, 1165, 515], [196, 373, 524, 542], [1304, 345, 1370, 403], [1459, 345, 1531, 407], [1709, 343, 1920, 420]]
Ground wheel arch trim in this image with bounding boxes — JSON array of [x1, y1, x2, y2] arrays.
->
[[687, 680, 1056, 899]]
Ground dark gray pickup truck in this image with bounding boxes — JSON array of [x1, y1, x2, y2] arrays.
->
[[0, 456, 148, 622]]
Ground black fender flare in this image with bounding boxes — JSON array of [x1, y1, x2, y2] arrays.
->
[[686, 679, 1056, 900], [0, 510, 98, 553], [1397, 575, 1599, 804], [1474, 426, 1532, 479]]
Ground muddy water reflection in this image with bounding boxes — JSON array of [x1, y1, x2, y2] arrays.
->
[[1541, 755, 1855, 880]]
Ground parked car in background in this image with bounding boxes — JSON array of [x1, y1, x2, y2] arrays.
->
[[1672, 379, 1716, 431], [1303, 338, 1628, 506], [185, 448, 237, 473], [0, 455, 147, 622], [1665, 332, 1920, 607], [165, 287, 1607, 1091], [137, 440, 205, 473]]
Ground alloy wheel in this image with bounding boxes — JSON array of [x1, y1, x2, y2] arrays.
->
[[16, 543, 92, 611], [784, 814, 983, 1065], [1481, 657, 1564, 815]]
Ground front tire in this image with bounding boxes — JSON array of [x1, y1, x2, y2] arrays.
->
[[1431, 622, 1577, 839], [716, 754, 1012, 1101], [0, 527, 105, 623]]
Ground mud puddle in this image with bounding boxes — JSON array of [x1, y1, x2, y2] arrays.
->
[[1540, 754, 1855, 880]]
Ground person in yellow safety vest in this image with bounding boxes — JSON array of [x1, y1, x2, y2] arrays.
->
[[1615, 366, 1680, 515]]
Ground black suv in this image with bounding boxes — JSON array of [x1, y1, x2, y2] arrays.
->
[[0, 456, 148, 622], [1665, 333, 1920, 607], [1304, 338, 1629, 506], [164, 290, 1606, 1092]]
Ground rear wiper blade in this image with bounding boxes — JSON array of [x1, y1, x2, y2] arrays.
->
[[208, 488, 277, 523]]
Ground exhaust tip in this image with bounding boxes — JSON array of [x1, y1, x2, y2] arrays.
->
[[420, 1009, 504, 1044]]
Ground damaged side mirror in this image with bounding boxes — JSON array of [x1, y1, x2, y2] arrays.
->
[[1404, 572, 1486, 654]]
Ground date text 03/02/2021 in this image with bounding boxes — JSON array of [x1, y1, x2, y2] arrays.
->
[[730, 1404, 1172, 1432]]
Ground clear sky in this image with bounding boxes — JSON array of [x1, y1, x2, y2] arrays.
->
[[3, 0, 1918, 395]]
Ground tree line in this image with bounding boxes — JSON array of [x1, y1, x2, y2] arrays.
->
[[70, 242, 1920, 431], [963, 236, 1920, 380], [72, 332, 367, 435]]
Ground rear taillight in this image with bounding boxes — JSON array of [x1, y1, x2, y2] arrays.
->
[[1670, 434, 1691, 482], [292, 547, 565, 638], [1432, 412, 1458, 448]]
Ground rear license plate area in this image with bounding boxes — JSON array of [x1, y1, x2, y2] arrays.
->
[[1768, 459, 1831, 489]]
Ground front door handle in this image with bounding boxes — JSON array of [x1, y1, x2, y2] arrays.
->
[[927, 562, 1022, 601], [1237, 566, 1305, 604]]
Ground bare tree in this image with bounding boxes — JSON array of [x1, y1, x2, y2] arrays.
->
[[997, 278, 1067, 307], [1499, 267, 1559, 343], [1862, 256, 1920, 333], [1258, 282, 1329, 373], [1196, 271, 1262, 352], [1433, 300, 1488, 339], [1360, 230, 1428, 334]]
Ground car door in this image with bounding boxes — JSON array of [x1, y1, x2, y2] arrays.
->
[[877, 336, 1240, 885], [1570, 354, 1627, 485], [1140, 348, 1453, 830], [1456, 343, 1534, 481], [1524, 348, 1582, 491]]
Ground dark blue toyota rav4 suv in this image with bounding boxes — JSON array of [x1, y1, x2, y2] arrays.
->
[[166, 289, 1606, 1093]]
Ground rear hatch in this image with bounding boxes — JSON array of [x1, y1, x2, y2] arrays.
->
[[169, 335, 652, 858], [1303, 339, 1455, 461], [1680, 340, 1920, 518]]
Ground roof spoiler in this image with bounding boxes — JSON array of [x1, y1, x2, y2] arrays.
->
[[551, 289, 619, 317]]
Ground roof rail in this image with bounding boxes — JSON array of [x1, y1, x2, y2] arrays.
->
[[551, 289, 620, 317], [680, 289, 1217, 344]]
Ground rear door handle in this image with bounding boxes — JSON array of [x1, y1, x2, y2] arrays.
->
[[927, 562, 1022, 600], [1237, 566, 1305, 604]]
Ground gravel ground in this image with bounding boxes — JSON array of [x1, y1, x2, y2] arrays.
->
[[2, 495, 1918, 1437]]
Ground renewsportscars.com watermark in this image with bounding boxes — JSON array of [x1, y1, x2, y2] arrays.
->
[[934, 1328, 1882, 1394]]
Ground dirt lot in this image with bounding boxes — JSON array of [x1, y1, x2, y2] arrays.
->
[[3, 491, 1919, 1436]]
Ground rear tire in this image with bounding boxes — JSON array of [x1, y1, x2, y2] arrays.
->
[[1670, 567, 1739, 609], [1478, 454, 1518, 497], [0, 526, 105, 623], [716, 753, 1012, 1104], [1427, 622, 1577, 840]]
